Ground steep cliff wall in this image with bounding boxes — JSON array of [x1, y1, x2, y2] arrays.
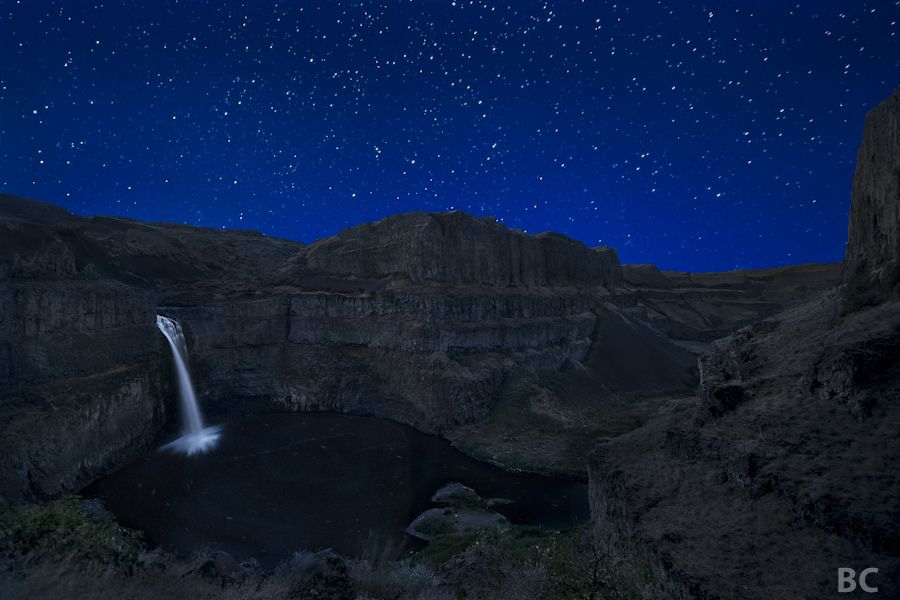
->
[[282, 211, 622, 288], [158, 286, 602, 432], [0, 201, 169, 502], [845, 88, 900, 296], [0, 176, 852, 519]]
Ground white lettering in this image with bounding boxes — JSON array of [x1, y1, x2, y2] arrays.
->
[[838, 568, 857, 593], [859, 567, 878, 593]]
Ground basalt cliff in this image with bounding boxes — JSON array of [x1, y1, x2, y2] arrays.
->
[[1, 91, 898, 598]]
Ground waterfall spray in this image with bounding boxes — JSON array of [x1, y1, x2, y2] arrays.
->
[[156, 315, 221, 455]]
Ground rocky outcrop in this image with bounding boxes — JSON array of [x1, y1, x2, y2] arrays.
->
[[588, 90, 900, 598], [844, 88, 900, 298]]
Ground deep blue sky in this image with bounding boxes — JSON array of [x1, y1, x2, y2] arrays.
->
[[2, 1, 898, 271]]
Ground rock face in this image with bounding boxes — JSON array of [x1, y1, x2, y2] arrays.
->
[[282, 211, 622, 287], [0, 201, 168, 502], [149, 212, 622, 432], [161, 285, 605, 431], [844, 88, 900, 296], [589, 296, 900, 598], [588, 90, 900, 598]]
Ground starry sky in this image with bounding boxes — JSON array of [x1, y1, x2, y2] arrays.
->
[[2, 1, 899, 271]]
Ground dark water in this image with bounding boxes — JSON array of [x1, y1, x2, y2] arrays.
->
[[83, 413, 589, 564]]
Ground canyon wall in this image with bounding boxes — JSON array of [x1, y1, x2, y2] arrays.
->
[[163, 287, 604, 431], [285, 211, 621, 287], [0, 201, 168, 502], [151, 210, 624, 432], [0, 105, 869, 550], [845, 88, 900, 298]]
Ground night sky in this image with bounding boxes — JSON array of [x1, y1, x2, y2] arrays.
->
[[2, 2, 898, 271]]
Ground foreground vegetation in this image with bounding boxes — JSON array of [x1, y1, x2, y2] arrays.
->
[[0, 497, 143, 570], [0, 497, 644, 599]]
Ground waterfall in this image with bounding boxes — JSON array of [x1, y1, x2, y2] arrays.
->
[[156, 315, 221, 455]]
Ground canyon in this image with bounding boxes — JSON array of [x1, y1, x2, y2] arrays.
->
[[0, 197, 837, 501], [1, 90, 898, 597]]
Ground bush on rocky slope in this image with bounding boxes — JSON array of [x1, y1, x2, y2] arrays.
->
[[0, 496, 143, 569]]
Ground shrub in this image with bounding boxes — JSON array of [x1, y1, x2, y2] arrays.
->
[[0, 497, 143, 570], [411, 530, 479, 567], [471, 525, 613, 599], [410, 523, 618, 599], [416, 516, 457, 537]]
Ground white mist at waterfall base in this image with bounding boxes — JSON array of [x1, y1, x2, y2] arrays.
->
[[156, 315, 221, 455]]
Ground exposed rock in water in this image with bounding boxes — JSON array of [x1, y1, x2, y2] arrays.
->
[[406, 483, 507, 542], [587, 90, 900, 598]]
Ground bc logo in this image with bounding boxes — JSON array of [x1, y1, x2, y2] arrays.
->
[[838, 568, 878, 593]]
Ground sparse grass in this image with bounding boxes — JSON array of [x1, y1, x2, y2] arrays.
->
[[412, 530, 479, 567], [349, 560, 449, 600], [0, 496, 144, 570], [410, 523, 621, 599], [471, 525, 615, 599], [439, 490, 489, 512], [416, 516, 457, 537]]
